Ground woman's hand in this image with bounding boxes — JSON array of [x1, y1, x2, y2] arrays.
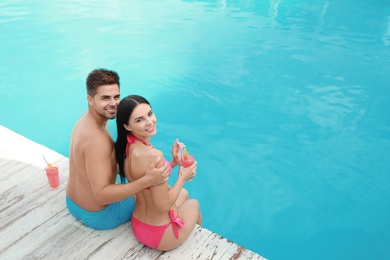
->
[[178, 161, 197, 182], [171, 139, 182, 166]]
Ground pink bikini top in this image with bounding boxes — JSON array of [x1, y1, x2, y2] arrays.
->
[[126, 134, 172, 188]]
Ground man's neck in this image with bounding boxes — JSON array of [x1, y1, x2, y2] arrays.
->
[[88, 107, 108, 128]]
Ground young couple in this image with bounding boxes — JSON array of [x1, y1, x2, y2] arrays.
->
[[66, 68, 202, 251]]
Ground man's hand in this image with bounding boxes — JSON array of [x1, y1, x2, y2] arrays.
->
[[145, 157, 170, 186]]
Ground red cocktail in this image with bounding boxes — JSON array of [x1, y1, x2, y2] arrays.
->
[[46, 165, 60, 189], [181, 148, 195, 168]]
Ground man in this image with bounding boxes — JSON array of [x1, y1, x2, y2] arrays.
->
[[66, 68, 169, 230]]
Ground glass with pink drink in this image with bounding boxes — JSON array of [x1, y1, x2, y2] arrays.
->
[[45, 165, 60, 189], [181, 147, 195, 168]]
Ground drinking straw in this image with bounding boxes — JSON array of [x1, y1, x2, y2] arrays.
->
[[177, 139, 186, 148], [42, 155, 54, 170], [177, 139, 189, 160]]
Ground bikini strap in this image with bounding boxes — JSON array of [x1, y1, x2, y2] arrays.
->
[[169, 209, 184, 239], [126, 133, 151, 156], [125, 134, 133, 157], [164, 158, 172, 174]]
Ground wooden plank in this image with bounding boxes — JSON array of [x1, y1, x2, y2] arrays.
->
[[159, 226, 215, 259]]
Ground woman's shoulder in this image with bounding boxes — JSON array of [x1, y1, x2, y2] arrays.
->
[[128, 147, 165, 180], [131, 147, 164, 166], [132, 144, 162, 156]]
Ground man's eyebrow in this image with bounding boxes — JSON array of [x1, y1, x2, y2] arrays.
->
[[100, 94, 119, 99]]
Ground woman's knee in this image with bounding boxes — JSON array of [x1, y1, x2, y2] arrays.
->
[[180, 188, 189, 200], [181, 199, 200, 215]]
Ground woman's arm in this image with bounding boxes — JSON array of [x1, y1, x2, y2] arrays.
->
[[140, 157, 170, 186], [150, 151, 196, 213]]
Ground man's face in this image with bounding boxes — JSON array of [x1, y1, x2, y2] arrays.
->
[[87, 84, 120, 119]]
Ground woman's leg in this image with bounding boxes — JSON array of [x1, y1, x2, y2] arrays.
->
[[175, 188, 189, 207], [157, 199, 200, 251]]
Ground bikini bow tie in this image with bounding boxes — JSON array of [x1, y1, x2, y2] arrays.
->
[[169, 210, 184, 239]]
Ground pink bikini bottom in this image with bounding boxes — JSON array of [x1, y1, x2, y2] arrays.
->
[[131, 210, 184, 249]]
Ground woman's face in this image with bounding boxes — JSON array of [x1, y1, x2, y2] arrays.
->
[[126, 103, 157, 138]]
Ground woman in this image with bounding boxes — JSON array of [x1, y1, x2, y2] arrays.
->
[[115, 95, 202, 251]]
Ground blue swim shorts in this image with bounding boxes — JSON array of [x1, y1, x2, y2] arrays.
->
[[66, 195, 135, 230]]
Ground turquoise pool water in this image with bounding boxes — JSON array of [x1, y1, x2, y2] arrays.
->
[[1, 0, 389, 259]]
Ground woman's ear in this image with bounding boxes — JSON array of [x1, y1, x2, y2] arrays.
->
[[123, 123, 131, 132]]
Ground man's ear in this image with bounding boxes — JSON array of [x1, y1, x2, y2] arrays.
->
[[87, 95, 93, 106]]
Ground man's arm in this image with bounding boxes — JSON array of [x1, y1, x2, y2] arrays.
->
[[85, 137, 169, 206]]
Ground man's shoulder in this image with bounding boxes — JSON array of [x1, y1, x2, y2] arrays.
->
[[81, 128, 111, 144], [72, 119, 111, 146]]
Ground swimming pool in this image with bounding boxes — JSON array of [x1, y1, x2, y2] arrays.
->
[[1, 0, 389, 259]]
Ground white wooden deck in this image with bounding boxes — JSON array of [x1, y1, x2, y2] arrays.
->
[[0, 125, 266, 260]]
